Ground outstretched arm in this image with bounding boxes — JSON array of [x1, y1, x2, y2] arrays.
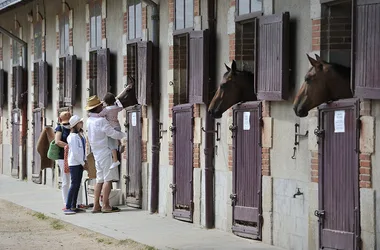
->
[[102, 120, 126, 140], [89, 108, 108, 118]]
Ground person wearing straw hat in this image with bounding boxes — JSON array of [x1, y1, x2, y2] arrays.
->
[[85, 95, 127, 213], [64, 115, 87, 215], [55, 111, 86, 210]]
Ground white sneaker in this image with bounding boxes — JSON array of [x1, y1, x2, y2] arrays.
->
[[109, 161, 120, 170]]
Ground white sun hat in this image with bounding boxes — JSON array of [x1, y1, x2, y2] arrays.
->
[[69, 115, 83, 129]]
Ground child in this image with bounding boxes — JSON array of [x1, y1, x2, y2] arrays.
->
[[64, 115, 87, 215], [89, 92, 123, 170]]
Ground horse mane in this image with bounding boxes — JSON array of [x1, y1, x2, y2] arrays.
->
[[329, 62, 351, 81]]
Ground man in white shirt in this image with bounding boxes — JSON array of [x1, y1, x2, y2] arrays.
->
[[85, 95, 126, 213]]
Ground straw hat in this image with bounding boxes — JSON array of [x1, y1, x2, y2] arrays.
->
[[85, 95, 103, 111], [59, 111, 71, 124], [69, 115, 84, 129]]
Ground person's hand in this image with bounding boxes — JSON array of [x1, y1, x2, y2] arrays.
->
[[83, 161, 88, 170]]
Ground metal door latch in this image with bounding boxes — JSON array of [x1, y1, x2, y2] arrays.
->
[[314, 210, 325, 218], [169, 183, 176, 193], [230, 193, 237, 206]]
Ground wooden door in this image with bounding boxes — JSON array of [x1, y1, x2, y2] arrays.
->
[[231, 101, 263, 240], [11, 109, 21, 178], [171, 104, 194, 222], [316, 99, 360, 250], [32, 108, 43, 184], [125, 105, 142, 208]]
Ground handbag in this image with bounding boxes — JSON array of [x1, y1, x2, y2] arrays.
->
[[47, 140, 61, 160]]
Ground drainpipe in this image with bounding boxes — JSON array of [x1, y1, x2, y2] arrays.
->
[[142, 0, 160, 214], [205, 0, 216, 229], [0, 26, 28, 180]]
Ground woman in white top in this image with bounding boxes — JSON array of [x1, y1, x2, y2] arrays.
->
[[64, 115, 87, 215]]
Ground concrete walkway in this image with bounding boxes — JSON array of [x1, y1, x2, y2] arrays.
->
[[0, 174, 282, 250]]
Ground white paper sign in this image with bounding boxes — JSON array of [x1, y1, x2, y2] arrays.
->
[[243, 112, 250, 130], [334, 110, 345, 133], [131, 112, 137, 127], [115, 99, 123, 108]]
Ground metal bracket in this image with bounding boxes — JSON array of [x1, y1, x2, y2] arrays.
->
[[291, 123, 308, 159], [314, 127, 325, 138], [159, 122, 167, 139], [201, 122, 221, 141]]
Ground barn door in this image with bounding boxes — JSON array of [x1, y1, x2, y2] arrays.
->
[[171, 104, 194, 222], [11, 109, 21, 178], [125, 105, 142, 208], [38, 61, 48, 108], [32, 108, 43, 184], [64, 55, 77, 107], [315, 99, 360, 250], [96, 48, 110, 100], [231, 101, 262, 240]]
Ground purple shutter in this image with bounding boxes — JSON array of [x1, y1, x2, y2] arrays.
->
[[38, 61, 48, 108], [354, 0, 380, 99], [256, 12, 290, 101], [137, 41, 153, 105], [0, 69, 5, 110], [189, 29, 210, 104], [15, 65, 23, 108], [97, 48, 110, 100], [64, 55, 77, 106]]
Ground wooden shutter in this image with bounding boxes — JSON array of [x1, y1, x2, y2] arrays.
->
[[0, 69, 5, 110], [15, 65, 23, 108], [189, 29, 210, 104], [64, 55, 77, 106], [354, 0, 380, 99], [38, 61, 48, 108], [256, 12, 290, 101], [137, 41, 153, 105], [97, 48, 110, 100]]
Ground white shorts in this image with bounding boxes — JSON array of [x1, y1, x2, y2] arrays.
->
[[95, 153, 119, 183]]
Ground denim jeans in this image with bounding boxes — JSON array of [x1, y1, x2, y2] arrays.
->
[[66, 165, 84, 210]]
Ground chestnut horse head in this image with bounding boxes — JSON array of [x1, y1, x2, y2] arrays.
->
[[208, 60, 257, 119], [293, 54, 353, 117], [115, 75, 138, 108]]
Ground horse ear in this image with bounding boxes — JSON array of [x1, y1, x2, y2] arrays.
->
[[224, 63, 231, 72], [231, 60, 237, 73], [307, 53, 320, 67]]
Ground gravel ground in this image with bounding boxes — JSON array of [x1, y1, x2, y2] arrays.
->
[[0, 199, 155, 250]]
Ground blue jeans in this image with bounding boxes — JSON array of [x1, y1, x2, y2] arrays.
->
[[66, 165, 84, 209]]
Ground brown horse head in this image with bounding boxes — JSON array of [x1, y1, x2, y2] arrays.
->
[[208, 60, 257, 119], [116, 75, 138, 108], [293, 54, 353, 117]]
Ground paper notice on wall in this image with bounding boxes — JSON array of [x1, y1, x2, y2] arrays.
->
[[243, 112, 250, 130], [334, 110, 345, 133], [131, 112, 137, 127]]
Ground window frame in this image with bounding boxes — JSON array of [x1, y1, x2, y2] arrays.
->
[[174, 0, 194, 32], [127, 0, 143, 41], [235, 0, 263, 22], [89, 0, 102, 49], [173, 33, 190, 105], [59, 10, 70, 57]]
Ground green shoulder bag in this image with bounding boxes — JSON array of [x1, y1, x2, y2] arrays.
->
[[47, 140, 61, 160]]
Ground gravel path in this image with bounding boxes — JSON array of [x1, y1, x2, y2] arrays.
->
[[0, 199, 155, 250]]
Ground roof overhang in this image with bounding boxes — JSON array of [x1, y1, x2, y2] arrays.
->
[[0, 0, 34, 14]]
